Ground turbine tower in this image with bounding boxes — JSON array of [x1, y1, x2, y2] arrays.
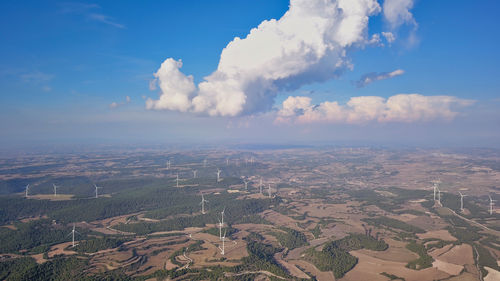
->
[[25, 184, 30, 198], [193, 170, 197, 178], [203, 159, 207, 168], [217, 217, 222, 240], [53, 184, 58, 197], [93, 184, 102, 199], [68, 223, 80, 247], [489, 195, 496, 215], [268, 184, 272, 198], [200, 193, 208, 214], [176, 173, 179, 188], [221, 207, 225, 227], [243, 179, 249, 191], [166, 160, 171, 170], [226, 158, 229, 166], [433, 182, 438, 201], [219, 230, 227, 256], [216, 169, 221, 182], [459, 192, 467, 212]]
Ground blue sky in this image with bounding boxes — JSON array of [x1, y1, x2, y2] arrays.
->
[[1, 0, 499, 148]]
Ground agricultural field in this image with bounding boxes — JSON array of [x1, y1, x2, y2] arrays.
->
[[0, 147, 499, 280]]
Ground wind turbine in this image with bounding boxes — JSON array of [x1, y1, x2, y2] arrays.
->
[[53, 184, 59, 197], [489, 195, 496, 215], [166, 160, 171, 170], [200, 193, 208, 214], [25, 184, 30, 198], [268, 184, 272, 198], [216, 169, 221, 182], [459, 192, 467, 212], [433, 182, 438, 201], [176, 173, 179, 188], [193, 170, 197, 178], [219, 229, 227, 256], [226, 158, 229, 166], [243, 179, 249, 191], [68, 223, 80, 247], [217, 218, 223, 241], [203, 159, 207, 168], [221, 207, 225, 227], [93, 184, 102, 199]]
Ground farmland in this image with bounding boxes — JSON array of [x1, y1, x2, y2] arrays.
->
[[0, 147, 499, 280]]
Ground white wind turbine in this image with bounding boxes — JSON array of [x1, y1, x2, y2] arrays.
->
[[219, 229, 227, 256], [217, 216, 223, 241], [176, 173, 179, 188], [53, 184, 59, 197], [217, 207, 226, 241], [216, 169, 221, 182], [243, 179, 249, 191], [166, 160, 171, 170], [68, 223, 80, 247], [200, 193, 208, 214], [433, 182, 438, 201], [203, 159, 207, 168], [268, 183, 272, 198], [489, 195, 496, 215], [221, 207, 225, 227], [437, 187, 442, 206], [25, 184, 30, 198], [94, 183, 102, 198], [226, 158, 229, 166], [459, 192, 467, 212], [193, 170, 197, 178]]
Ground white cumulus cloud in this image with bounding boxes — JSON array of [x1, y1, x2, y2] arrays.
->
[[383, 0, 417, 29], [356, 69, 405, 87], [381, 31, 396, 43], [147, 0, 382, 116], [276, 94, 475, 124]]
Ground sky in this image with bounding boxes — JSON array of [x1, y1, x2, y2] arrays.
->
[[1, 0, 499, 148]]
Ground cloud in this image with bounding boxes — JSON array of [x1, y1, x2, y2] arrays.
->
[[381, 31, 395, 43], [59, 2, 125, 29], [356, 69, 404, 87], [147, 0, 382, 116], [276, 94, 475, 124], [87, 13, 125, 29], [383, 0, 417, 29], [109, 96, 131, 109]]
